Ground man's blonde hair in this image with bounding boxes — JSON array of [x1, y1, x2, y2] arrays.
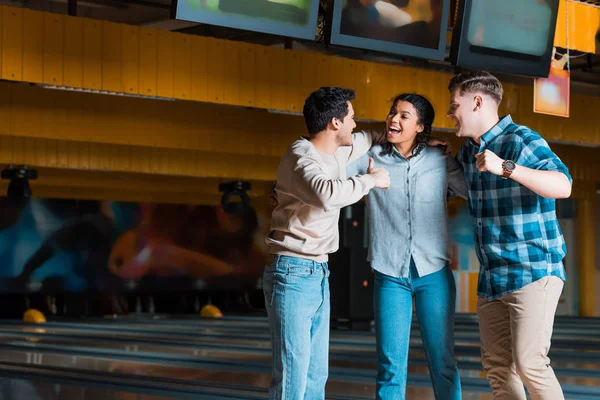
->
[[448, 70, 503, 104]]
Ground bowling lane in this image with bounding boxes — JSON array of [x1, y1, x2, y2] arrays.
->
[[0, 376, 179, 400], [0, 321, 599, 399]]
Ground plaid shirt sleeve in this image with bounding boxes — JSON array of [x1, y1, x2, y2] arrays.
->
[[514, 132, 572, 183]]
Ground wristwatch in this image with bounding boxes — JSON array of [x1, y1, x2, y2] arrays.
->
[[502, 160, 516, 179]]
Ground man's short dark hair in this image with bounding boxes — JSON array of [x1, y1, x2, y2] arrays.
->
[[303, 87, 356, 135], [448, 70, 503, 104]]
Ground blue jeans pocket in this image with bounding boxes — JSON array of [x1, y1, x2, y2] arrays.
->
[[285, 265, 313, 277], [263, 267, 286, 307]]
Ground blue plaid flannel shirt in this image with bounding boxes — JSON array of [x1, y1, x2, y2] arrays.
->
[[456, 115, 571, 300]]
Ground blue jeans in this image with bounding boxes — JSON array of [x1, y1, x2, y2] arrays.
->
[[374, 260, 462, 400], [263, 255, 331, 400]]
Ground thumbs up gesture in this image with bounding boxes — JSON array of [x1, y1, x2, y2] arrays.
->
[[367, 157, 391, 189]]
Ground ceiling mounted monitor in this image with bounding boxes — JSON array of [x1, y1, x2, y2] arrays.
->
[[451, 0, 560, 78], [172, 0, 321, 40], [328, 0, 450, 61]]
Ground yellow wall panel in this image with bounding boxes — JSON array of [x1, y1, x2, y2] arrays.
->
[[59, 84, 84, 141], [132, 146, 152, 174], [328, 56, 346, 90], [382, 65, 399, 106], [43, 87, 68, 139], [239, 45, 256, 107], [499, 82, 519, 120], [88, 142, 99, 170], [340, 57, 357, 94], [34, 137, 48, 166], [173, 33, 191, 100], [83, 19, 102, 90], [139, 28, 157, 96], [353, 60, 369, 120], [63, 16, 83, 88], [315, 54, 331, 90], [255, 46, 272, 109], [78, 141, 90, 169], [179, 146, 196, 175], [11, 135, 25, 164], [22, 9, 44, 84], [100, 143, 114, 171], [22, 136, 37, 164], [190, 36, 208, 103], [8, 83, 29, 137], [0, 135, 13, 163], [116, 144, 132, 172], [20, 84, 44, 138], [268, 47, 287, 111], [1, 6, 23, 81], [121, 25, 139, 94], [431, 71, 453, 130], [366, 63, 389, 121], [223, 40, 241, 106], [206, 38, 226, 104], [43, 13, 64, 85], [0, 7, 2, 77], [157, 30, 174, 98], [0, 82, 10, 135], [284, 51, 303, 113], [101, 21, 122, 92], [393, 65, 413, 94], [300, 51, 318, 97], [57, 139, 68, 167], [150, 146, 161, 173], [46, 138, 58, 167], [66, 140, 80, 169]]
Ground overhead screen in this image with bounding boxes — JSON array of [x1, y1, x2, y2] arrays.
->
[[451, 0, 560, 77], [172, 0, 320, 40], [329, 0, 450, 60]]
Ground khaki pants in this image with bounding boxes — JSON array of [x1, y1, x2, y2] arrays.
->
[[477, 276, 565, 400]]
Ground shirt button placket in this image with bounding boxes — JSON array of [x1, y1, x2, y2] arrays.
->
[[407, 163, 412, 252]]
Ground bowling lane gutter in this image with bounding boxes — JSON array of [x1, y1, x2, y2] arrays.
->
[[1, 321, 599, 354], [26, 316, 600, 336], [2, 326, 600, 371]]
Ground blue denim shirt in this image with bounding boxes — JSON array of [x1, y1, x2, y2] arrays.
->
[[347, 144, 467, 278]]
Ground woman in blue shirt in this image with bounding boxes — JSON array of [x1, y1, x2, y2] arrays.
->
[[346, 93, 466, 400]]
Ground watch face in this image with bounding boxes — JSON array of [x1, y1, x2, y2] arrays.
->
[[504, 160, 516, 171]]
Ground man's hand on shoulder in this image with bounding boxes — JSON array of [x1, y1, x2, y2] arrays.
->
[[427, 137, 453, 154], [370, 129, 388, 145]]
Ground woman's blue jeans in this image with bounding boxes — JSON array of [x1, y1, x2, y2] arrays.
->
[[374, 261, 462, 400]]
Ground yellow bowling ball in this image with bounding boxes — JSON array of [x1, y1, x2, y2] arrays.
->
[[23, 309, 46, 324], [25, 327, 46, 343], [200, 304, 223, 318]]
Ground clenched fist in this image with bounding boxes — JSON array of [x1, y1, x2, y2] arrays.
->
[[474, 150, 504, 176]]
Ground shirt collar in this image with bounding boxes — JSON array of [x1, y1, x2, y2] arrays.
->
[[391, 143, 424, 160], [479, 115, 513, 147]]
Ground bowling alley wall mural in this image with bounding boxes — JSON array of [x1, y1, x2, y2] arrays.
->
[[0, 197, 269, 294], [0, 195, 576, 315]]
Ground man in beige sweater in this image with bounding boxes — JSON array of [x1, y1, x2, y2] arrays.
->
[[263, 87, 390, 400]]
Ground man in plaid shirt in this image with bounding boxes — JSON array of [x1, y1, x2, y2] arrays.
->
[[447, 71, 572, 400]]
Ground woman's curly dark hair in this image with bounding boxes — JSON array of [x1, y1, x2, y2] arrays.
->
[[380, 93, 435, 158]]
